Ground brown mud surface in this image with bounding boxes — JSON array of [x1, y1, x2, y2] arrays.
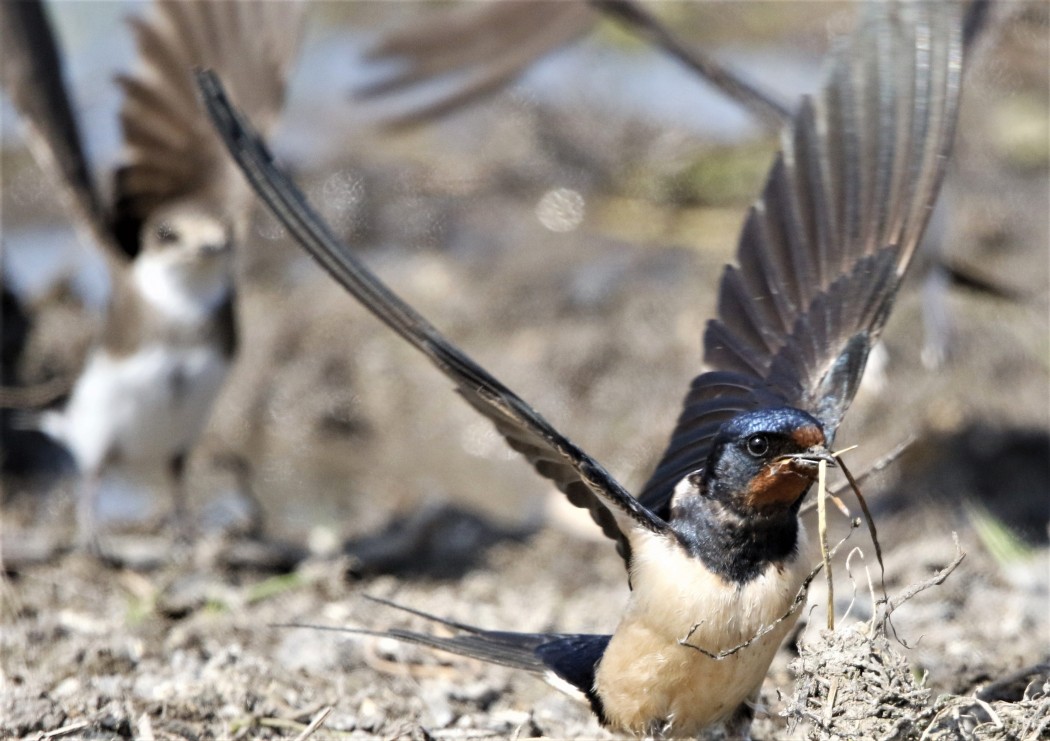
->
[[2, 3, 1048, 739]]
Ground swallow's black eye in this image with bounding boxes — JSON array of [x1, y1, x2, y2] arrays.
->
[[746, 434, 769, 458], [156, 222, 179, 244]]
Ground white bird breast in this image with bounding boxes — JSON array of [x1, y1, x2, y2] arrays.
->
[[47, 343, 229, 473]]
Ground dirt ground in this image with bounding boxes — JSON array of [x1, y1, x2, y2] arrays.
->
[[2, 3, 1048, 739]]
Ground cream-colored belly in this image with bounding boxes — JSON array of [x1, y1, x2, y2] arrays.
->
[[594, 529, 814, 737]]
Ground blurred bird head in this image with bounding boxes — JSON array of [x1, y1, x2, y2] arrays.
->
[[135, 200, 234, 315]]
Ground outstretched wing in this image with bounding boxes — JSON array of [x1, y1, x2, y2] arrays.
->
[[357, 1, 596, 128], [639, 3, 964, 511], [110, 0, 304, 257], [357, 0, 790, 130], [197, 69, 668, 550], [0, 0, 122, 270]]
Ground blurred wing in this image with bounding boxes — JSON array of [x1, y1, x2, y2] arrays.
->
[[357, 0, 596, 128], [358, 0, 791, 130], [640, 3, 963, 511], [0, 0, 123, 269], [197, 70, 668, 553], [111, 0, 304, 257], [594, 0, 791, 126]]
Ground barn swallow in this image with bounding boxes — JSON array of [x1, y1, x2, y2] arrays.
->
[[0, 0, 302, 547], [198, 1, 962, 736]]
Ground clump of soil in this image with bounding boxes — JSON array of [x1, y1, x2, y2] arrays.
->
[[790, 624, 1049, 741]]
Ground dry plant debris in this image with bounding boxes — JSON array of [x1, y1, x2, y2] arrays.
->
[[790, 624, 1049, 741], [790, 625, 934, 740], [787, 540, 1048, 741]]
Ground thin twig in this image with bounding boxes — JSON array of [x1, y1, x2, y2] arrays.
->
[[882, 532, 966, 645], [800, 435, 915, 515], [886, 533, 965, 615], [838, 455, 889, 608], [38, 722, 91, 740], [842, 546, 865, 623], [974, 698, 1003, 729], [679, 519, 860, 659], [824, 676, 840, 723], [293, 706, 334, 741]]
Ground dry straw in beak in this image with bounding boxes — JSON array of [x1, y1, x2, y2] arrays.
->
[[815, 447, 889, 631], [818, 458, 834, 629]]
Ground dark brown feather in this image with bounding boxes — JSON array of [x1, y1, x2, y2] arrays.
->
[[358, 0, 791, 130], [111, 0, 304, 257], [0, 0, 120, 268], [639, 4, 963, 515]]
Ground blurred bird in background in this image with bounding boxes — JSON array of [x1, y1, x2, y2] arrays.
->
[[356, 0, 793, 130], [0, 0, 303, 551], [359, 0, 1011, 372]]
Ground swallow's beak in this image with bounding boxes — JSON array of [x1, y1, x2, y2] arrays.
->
[[777, 447, 837, 477]]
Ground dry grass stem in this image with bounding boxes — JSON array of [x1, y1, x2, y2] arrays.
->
[[817, 459, 834, 630], [292, 706, 334, 741], [836, 454, 889, 607], [679, 519, 860, 659], [39, 722, 91, 740]]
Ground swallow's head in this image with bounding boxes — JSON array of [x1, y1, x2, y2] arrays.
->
[[142, 200, 233, 262], [134, 201, 235, 318], [700, 407, 832, 514]]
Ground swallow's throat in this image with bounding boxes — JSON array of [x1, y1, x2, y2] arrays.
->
[[743, 459, 815, 510]]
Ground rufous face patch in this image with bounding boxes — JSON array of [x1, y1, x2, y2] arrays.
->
[[790, 425, 825, 449], [743, 459, 814, 509]]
